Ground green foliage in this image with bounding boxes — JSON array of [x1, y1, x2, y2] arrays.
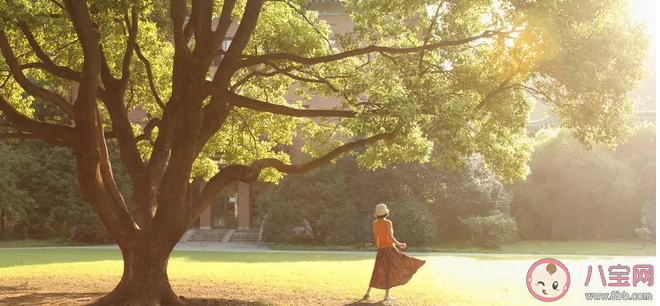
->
[[342, 155, 513, 241], [634, 227, 653, 243], [0, 142, 34, 238], [318, 203, 361, 245], [0, 140, 131, 242], [459, 212, 518, 248], [259, 155, 510, 246], [257, 164, 357, 244], [512, 128, 648, 240], [1, 0, 648, 187], [385, 197, 437, 247], [615, 122, 656, 208]]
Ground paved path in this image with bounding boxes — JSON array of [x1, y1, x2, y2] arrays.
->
[[1, 241, 655, 258]]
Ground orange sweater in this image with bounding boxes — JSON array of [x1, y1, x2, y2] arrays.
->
[[373, 219, 395, 249]]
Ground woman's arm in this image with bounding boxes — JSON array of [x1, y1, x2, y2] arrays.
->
[[386, 221, 404, 247], [372, 222, 377, 245]]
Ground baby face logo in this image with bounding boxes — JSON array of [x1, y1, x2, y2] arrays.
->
[[527, 258, 570, 301]]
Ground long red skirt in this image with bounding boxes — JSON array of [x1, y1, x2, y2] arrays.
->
[[369, 246, 426, 289]]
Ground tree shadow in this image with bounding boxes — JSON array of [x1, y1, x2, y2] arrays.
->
[[0, 292, 101, 305], [0, 286, 26, 292], [341, 300, 387, 306], [0, 292, 276, 306]]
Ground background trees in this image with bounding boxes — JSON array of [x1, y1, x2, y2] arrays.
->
[[261, 124, 655, 247], [0, 139, 131, 242]]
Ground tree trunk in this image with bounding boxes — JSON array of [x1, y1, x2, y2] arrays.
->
[[98, 236, 184, 306], [0, 209, 4, 238]]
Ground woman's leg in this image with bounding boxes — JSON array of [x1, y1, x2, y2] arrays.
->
[[363, 286, 372, 299], [385, 288, 396, 300]]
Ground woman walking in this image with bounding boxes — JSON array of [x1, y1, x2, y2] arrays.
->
[[363, 203, 426, 301]]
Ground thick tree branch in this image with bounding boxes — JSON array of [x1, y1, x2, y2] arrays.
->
[[260, 62, 340, 92], [0, 94, 74, 145], [218, 87, 356, 118], [0, 132, 70, 146], [63, 0, 138, 240], [212, 0, 264, 87], [0, 31, 75, 118], [17, 22, 81, 82], [224, 0, 264, 60], [170, 0, 189, 53], [134, 44, 165, 109], [475, 74, 515, 110], [187, 132, 394, 226], [198, 97, 232, 155], [136, 117, 161, 142], [213, 0, 237, 45], [119, 6, 139, 85], [240, 30, 510, 67], [190, 0, 213, 54]]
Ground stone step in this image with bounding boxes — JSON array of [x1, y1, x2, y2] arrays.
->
[[188, 229, 231, 242], [229, 229, 261, 242]]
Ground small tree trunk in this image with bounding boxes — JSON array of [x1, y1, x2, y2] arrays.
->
[[98, 236, 184, 306], [0, 209, 4, 239]]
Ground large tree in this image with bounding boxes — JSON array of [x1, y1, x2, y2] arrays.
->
[[0, 0, 648, 304]]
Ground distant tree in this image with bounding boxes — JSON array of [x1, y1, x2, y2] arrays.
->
[[0, 139, 131, 241], [261, 155, 511, 244], [257, 163, 355, 243], [512, 129, 640, 240], [0, 141, 33, 239], [615, 122, 656, 234]]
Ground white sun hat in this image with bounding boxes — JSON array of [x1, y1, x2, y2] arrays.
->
[[375, 204, 390, 217]]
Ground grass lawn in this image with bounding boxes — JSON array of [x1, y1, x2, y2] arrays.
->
[[0, 249, 655, 305], [0, 238, 84, 248], [268, 240, 656, 256]]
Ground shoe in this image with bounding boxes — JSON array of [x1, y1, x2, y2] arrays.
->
[[384, 295, 396, 301], [362, 292, 370, 300]]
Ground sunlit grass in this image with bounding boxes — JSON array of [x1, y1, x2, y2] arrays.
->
[[269, 240, 656, 256], [0, 249, 655, 305]]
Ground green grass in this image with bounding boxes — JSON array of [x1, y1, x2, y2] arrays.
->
[[269, 240, 656, 256], [0, 249, 655, 305], [0, 238, 83, 248]]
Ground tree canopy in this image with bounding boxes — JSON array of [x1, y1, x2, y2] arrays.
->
[[0, 0, 650, 304]]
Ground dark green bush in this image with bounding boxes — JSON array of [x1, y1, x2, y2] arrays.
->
[[319, 203, 360, 245], [385, 197, 436, 246], [460, 212, 518, 248]]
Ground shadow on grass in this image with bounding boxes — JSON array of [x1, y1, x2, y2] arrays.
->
[[341, 300, 387, 306], [0, 292, 275, 306], [0, 292, 101, 306], [0, 286, 26, 292]]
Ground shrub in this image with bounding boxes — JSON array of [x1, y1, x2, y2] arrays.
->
[[319, 203, 360, 245], [460, 212, 518, 248], [385, 197, 436, 246], [635, 227, 653, 243], [259, 194, 303, 242], [257, 164, 358, 244]]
